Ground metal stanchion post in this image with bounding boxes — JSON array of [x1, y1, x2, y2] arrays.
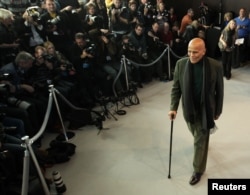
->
[[50, 85, 75, 141], [21, 89, 54, 195], [21, 84, 74, 194]]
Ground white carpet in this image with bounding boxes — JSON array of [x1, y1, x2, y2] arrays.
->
[[43, 64, 250, 195]]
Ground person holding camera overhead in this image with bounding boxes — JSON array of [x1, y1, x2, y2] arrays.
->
[[137, 0, 156, 31], [39, 0, 72, 58], [126, 0, 141, 31], [109, 0, 130, 39], [154, 2, 169, 30], [82, 3, 108, 39], [22, 6, 46, 53]]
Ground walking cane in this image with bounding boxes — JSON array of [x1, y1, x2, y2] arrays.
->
[[168, 118, 174, 179]]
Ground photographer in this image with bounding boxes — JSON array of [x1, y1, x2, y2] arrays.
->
[[22, 6, 46, 53], [68, 32, 99, 108], [147, 21, 168, 81], [0, 51, 46, 137], [82, 3, 108, 39], [39, 0, 72, 58], [0, 8, 20, 65], [109, 0, 130, 36], [154, 2, 169, 30], [43, 41, 76, 84], [32, 45, 75, 98], [127, 0, 141, 31], [29, 45, 70, 133], [0, 126, 29, 185], [0, 83, 38, 138], [128, 23, 150, 85], [56, 0, 83, 36], [92, 0, 109, 30], [138, 0, 156, 31], [95, 32, 125, 95]]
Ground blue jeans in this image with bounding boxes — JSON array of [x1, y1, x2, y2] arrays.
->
[[3, 117, 25, 138]]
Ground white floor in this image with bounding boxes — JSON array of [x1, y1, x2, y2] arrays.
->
[[43, 64, 250, 195]]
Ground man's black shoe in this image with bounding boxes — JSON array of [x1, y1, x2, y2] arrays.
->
[[189, 172, 202, 185]]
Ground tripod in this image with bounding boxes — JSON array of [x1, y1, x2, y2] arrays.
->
[[98, 97, 118, 121], [21, 85, 74, 195]]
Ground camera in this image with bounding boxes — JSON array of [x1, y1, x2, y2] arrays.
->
[[145, 2, 153, 10], [47, 16, 61, 25], [160, 10, 169, 18], [7, 97, 31, 110], [112, 6, 127, 14], [85, 15, 98, 23], [0, 73, 12, 81], [71, 9, 78, 14], [62, 63, 74, 70], [85, 44, 96, 56], [26, 6, 41, 23], [123, 41, 135, 51], [43, 54, 57, 64]]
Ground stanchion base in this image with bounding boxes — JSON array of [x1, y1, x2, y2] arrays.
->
[[56, 131, 75, 141]]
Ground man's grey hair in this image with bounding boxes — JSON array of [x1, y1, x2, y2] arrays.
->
[[0, 8, 14, 20], [15, 51, 35, 64]]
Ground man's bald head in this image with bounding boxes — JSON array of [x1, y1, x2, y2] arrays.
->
[[188, 38, 206, 64]]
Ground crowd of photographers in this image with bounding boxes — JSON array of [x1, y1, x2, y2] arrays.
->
[[0, 0, 216, 145], [0, 0, 185, 139], [2, 3, 225, 164], [0, 0, 219, 192]]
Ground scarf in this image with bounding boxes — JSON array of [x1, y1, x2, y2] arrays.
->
[[183, 57, 215, 132]]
